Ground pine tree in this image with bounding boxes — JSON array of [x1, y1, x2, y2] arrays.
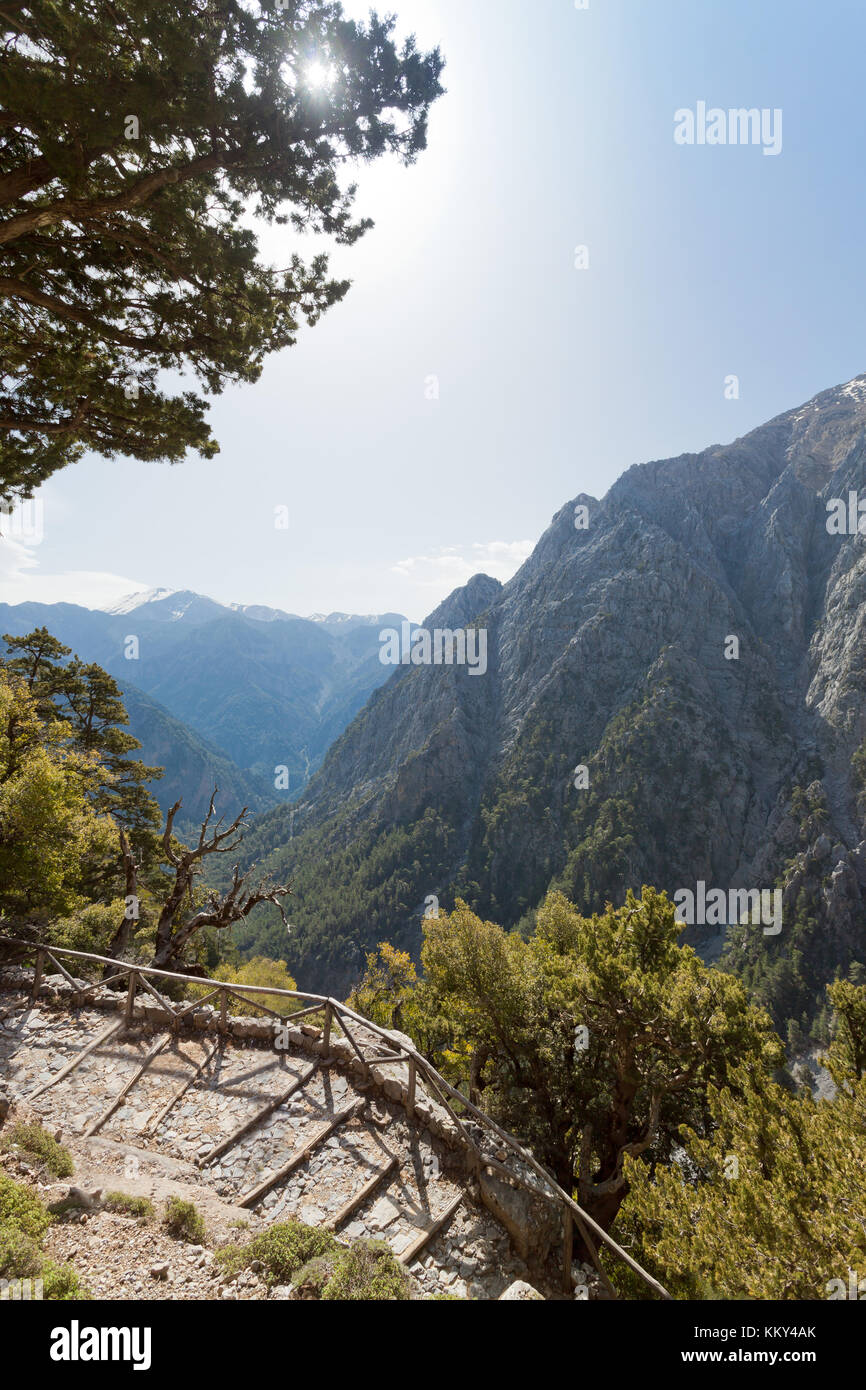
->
[[825, 977, 866, 1080], [0, 0, 444, 498], [0, 626, 69, 710], [0, 669, 117, 922], [56, 659, 163, 846], [622, 1033, 866, 1300], [359, 886, 782, 1233], [1, 629, 162, 860]]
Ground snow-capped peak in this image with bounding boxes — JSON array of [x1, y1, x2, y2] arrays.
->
[[102, 587, 177, 615]]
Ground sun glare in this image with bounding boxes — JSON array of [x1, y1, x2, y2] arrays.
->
[[304, 60, 334, 92]]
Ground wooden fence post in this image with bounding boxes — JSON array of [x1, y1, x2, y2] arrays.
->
[[124, 970, 136, 1027], [562, 1208, 574, 1293], [406, 1058, 416, 1119], [30, 948, 44, 1005], [322, 1001, 332, 1055]]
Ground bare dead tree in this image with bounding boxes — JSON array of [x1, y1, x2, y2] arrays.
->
[[151, 789, 291, 974]]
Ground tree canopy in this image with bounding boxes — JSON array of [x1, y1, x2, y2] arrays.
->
[[351, 887, 783, 1232], [0, 665, 117, 919], [622, 978, 866, 1299], [0, 0, 444, 498], [0, 627, 288, 975], [1, 625, 162, 859]]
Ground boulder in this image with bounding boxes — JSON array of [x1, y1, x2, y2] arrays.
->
[[499, 1280, 544, 1300], [383, 1028, 416, 1054], [479, 1169, 563, 1265]]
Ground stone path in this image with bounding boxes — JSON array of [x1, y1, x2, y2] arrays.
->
[[0, 985, 553, 1299]]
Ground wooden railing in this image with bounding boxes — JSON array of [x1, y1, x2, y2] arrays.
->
[[0, 934, 671, 1300]]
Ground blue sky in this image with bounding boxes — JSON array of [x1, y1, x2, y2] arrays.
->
[[5, 0, 866, 619]]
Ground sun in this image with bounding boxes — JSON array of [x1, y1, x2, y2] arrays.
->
[[304, 61, 334, 92]]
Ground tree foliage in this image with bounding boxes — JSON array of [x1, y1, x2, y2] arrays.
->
[[0, 667, 117, 919], [0, 0, 444, 497], [347, 940, 419, 1029], [208, 953, 298, 1015], [622, 978, 866, 1299], [0, 629, 290, 976], [1, 626, 163, 862], [351, 886, 782, 1232]]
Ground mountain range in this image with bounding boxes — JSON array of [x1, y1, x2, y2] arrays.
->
[[228, 376, 866, 1028], [0, 589, 406, 823]]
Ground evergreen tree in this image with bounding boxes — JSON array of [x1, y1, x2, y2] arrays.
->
[[352, 886, 782, 1233], [56, 658, 162, 845], [622, 991, 866, 1300], [0, 0, 444, 498], [824, 976, 866, 1081], [0, 669, 117, 922], [0, 626, 69, 714], [1, 629, 162, 861]]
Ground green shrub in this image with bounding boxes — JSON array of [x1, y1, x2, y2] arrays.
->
[[0, 1171, 52, 1240], [216, 1222, 410, 1300], [41, 1259, 90, 1300], [293, 1253, 338, 1296], [48, 901, 125, 955], [0, 1225, 43, 1279], [162, 1197, 206, 1243], [320, 1240, 410, 1301], [215, 1220, 337, 1288], [105, 1192, 153, 1220], [4, 1122, 74, 1178], [0, 1172, 89, 1298], [207, 957, 299, 1017]]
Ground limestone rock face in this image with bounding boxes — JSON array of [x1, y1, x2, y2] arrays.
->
[[241, 376, 866, 1006], [479, 1169, 564, 1266]]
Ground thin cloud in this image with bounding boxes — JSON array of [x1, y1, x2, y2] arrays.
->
[[0, 539, 148, 609], [392, 540, 534, 596]]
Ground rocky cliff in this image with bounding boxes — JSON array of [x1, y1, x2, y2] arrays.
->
[[237, 377, 866, 1020]]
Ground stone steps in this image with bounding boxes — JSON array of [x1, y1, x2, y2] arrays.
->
[[0, 989, 542, 1298]]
